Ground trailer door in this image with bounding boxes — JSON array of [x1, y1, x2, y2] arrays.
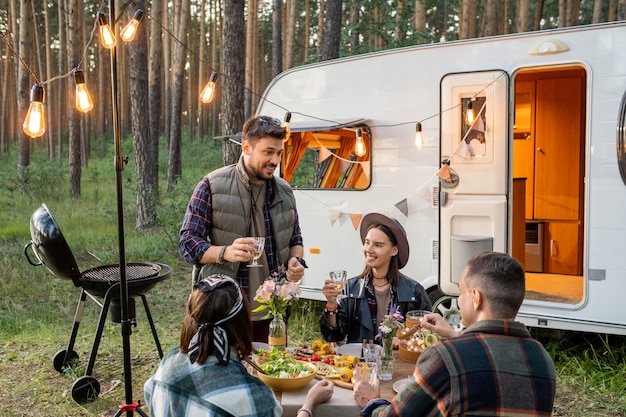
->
[[439, 71, 509, 296]]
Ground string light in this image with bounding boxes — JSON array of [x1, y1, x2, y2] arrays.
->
[[282, 112, 292, 142], [355, 128, 366, 157], [74, 69, 93, 113], [23, 84, 46, 138], [415, 122, 424, 148], [98, 13, 116, 49], [120, 9, 144, 42], [465, 100, 475, 125], [200, 71, 219, 103]]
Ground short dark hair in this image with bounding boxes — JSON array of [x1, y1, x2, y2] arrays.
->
[[243, 115, 286, 142], [465, 251, 525, 319], [179, 278, 252, 364]]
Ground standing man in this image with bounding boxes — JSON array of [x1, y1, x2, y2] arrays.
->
[[353, 251, 556, 417], [179, 115, 306, 342]]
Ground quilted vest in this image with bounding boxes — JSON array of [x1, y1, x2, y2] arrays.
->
[[198, 157, 296, 278]]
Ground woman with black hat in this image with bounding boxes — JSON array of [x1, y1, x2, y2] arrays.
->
[[320, 213, 432, 345]]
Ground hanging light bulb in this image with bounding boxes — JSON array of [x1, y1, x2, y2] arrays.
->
[[120, 9, 144, 42], [282, 112, 292, 142], [23, 84, 46, 138], [355, 128, 366, 157], [414, 122, 424, 149], [465, 100, 475, 125], [200, 71, 219, 103], [98, 13, 116, 49], [74, 69, 93, 113]]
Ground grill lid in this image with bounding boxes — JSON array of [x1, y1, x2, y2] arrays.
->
[[29, 204, 80, 280]]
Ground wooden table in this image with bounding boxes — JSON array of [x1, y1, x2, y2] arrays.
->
[[278, 351, 417, 416]]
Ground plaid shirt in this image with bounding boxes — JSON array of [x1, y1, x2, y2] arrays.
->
[[144, 347, 282, 417], [372, 320, 556, 417], [179, 170, 303, 295]]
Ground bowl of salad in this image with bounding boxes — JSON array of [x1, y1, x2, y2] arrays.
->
[[256, 357, 316, 392]]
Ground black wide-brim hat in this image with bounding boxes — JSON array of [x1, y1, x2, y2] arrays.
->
[[359, 213, 410, 269]]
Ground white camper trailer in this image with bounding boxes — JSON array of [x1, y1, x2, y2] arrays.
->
[[256, 21, 626, 336]]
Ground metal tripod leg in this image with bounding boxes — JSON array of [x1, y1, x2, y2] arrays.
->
[[140, 294, 163, 358], [84, 283, 118, 376]]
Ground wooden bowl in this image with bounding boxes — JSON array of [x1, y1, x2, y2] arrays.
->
[[398, 340, 423, 363], [256, 361, 316, 392]]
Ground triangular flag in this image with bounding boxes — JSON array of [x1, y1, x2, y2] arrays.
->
[[437, 164, 452, 182], [329, 208, 342, 225], [339, 159, 350, 174], [360, 161, 371, 180], [416, 182, 432, 202], [471, 116, 485, 132], [318, 147, 332, 163], [395, 199, 409, 217], [349, 213, 362, 230]]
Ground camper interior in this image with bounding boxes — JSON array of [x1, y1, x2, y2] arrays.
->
[[513, 65, 586, 305]]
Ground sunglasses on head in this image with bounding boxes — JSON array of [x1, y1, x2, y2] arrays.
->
[[256, 116, 282, 127]]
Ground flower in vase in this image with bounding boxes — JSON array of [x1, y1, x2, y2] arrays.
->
[[252, 265, 301, 320], [377, 305, 404, 359]]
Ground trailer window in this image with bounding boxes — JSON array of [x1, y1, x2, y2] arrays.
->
[[280, 127, 371, 190], [457, 96, 487, 158]]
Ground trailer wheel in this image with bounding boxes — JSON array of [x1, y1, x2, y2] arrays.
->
[[428, 287, 464, 333]]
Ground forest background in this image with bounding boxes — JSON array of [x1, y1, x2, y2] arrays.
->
[[0, 0, 625, 416]]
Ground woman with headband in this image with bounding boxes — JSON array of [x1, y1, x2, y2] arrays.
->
[[144, 274, 333, 417]]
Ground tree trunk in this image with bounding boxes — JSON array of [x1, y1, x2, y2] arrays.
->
[[56, 0, 66, 158], [149, 0, 163, 185], [317, 0, 325, 57], [285, 0, 296, 70], [221, 0, 245, 166], [272, 0, 283, 77], [619, 0, 626, 20], [533, 0, 545, 30], [414, 0, 426, 42], [517, 0, 530, 32], [167, 0, 190, 191], [43, 0, 54, 156], [245, 0, 258, 119], [67, 0, 81, 197], [17, 0, 33, 191], [348, 0, 360, 54], [128, 0, 158, 230], [322, 0, 342, 60], [483, 0, 497, 36]]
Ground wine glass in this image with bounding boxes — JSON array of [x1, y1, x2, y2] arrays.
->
[[329, 270, 348, 300], [249, 237, 265, 266]]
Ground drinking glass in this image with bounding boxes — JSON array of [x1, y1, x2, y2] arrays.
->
[[249, 237, 265, 266], [329, 270, 347, 300]]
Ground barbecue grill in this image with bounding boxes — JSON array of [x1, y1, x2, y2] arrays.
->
[[24, 204, 171, 404]]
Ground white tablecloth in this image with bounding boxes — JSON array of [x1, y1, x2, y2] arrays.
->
[[279, 380, 360, 417]]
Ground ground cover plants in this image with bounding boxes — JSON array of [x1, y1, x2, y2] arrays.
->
[[0, 137, 624, 416]]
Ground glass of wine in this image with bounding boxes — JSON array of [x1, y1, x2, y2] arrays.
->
[[249, 237, 265, 266], [329, 270, 348, 300]]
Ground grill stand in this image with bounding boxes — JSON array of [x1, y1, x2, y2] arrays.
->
[[53, 283, 165, 380]]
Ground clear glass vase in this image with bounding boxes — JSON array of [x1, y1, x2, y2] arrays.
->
[[377, 336, 395, 381], [268, 314, 286, 351]]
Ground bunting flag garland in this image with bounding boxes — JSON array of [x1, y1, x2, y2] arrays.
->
[[349, 213, 363, 230], [437, 164, 452, 182], [328, 208, 342, 225], [318, 146, 332, 163], [395, 198, 409, 217]]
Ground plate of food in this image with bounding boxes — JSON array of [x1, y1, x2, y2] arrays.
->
[[392, 377, 414, 393], [256, 359, 317, 392]]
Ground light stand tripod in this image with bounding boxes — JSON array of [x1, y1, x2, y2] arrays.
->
[[107, 2, 147, 416]]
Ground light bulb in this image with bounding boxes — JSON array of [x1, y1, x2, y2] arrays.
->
[[465, 100, 475, 125], [98, 13, 116, 49], [282, 112, 292, 142], [23, 84, 46, 138], [355, 128, 366, 157], [415, 122, 424, 148], [200, 71, 219, 103], [121, 9, 144, 42], [74, 70, 93, 112]]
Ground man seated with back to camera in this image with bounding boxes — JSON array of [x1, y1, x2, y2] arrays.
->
[[353, 251, 557, 417]]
